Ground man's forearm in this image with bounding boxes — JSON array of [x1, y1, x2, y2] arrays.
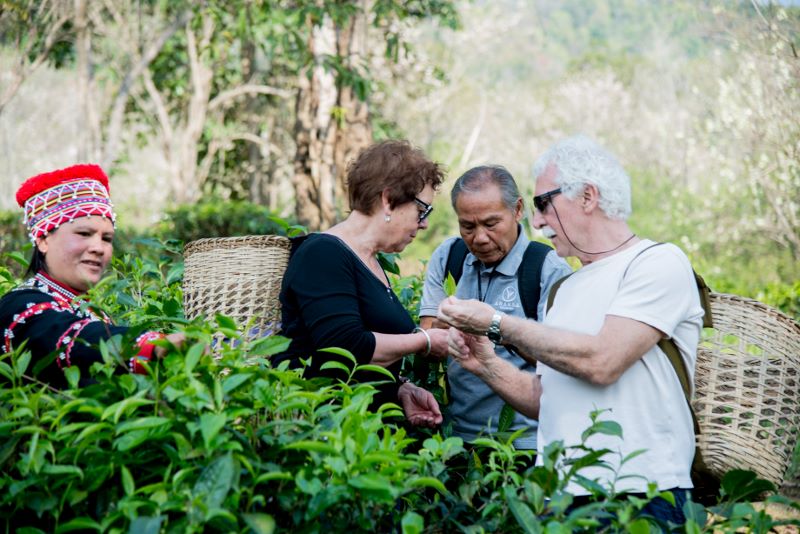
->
[[474, 356, 540, 420], [500, 314, 596, 382], [419, 316, 449, 330], [499, 313, 661, 386]]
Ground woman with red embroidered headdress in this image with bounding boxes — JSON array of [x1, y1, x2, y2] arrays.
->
[[0, 164, 184, 388]]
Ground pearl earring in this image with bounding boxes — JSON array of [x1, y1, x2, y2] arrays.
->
[[385, 214, 391, 223]]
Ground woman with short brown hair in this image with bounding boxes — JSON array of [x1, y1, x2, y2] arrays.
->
[[275, 140, 449, 426]]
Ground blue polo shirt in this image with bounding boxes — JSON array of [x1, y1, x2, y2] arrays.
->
[[419, 227, 572, 449]]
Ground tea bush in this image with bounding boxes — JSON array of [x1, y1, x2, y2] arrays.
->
[[1, 240, 799, 533]]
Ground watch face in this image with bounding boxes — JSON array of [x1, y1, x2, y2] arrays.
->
[[487, 312, 502, 343], [487, 329, 502, 344]]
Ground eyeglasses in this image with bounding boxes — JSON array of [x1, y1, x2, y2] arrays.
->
[[414, 197, 434, 222], [533, 188, 562, 213]]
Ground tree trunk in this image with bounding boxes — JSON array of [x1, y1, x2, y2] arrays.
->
[[293, 14, 339, 230], [293, 5, 376, 231], [241, 36, 266, 204], [174, 14, 214, 203], [333, 15, 372, 207], [74, 0, 94, 161]]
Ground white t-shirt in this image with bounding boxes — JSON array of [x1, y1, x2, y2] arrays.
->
[[538, 240, 704, 495]]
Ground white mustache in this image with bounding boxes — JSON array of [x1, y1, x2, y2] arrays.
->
[[541, 226, 556, 239]]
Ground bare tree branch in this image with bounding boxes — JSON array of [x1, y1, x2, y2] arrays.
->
[[141, 69, 173, 144], [0, 11, 70, 114], [196, 138, 222, 189], [209, 84, 293, 110], [102, 9, 193, 167]]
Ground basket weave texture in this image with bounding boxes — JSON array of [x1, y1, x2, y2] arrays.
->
[[695, 292, 800, 495], [183, 235, 291, 339]]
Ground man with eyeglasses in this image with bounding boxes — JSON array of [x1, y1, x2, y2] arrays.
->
[[437, 135, 704, 525], [418, 165, 571, 452]]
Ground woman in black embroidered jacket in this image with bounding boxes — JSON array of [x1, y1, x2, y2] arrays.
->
[[0, 164, 183, 388], [275, 141, 450, 427]]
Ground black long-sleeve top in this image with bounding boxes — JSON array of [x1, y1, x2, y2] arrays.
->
[[274, 234, 415, 403], [0, 272, 159, 388]]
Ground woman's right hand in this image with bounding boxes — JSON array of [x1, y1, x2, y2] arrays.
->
[[154, 332, 187, 359], [424, 327, 450, 360]]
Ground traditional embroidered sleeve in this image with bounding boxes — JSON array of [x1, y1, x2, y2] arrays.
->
[[0, 289, 146, 385]]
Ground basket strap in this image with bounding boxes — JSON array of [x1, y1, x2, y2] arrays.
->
[[545, 273, 573, 313], [658, 338, 696, 426]]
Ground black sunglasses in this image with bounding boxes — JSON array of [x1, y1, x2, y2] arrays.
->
[[414, 197, 434, 222], [533, 188, 562, 213]]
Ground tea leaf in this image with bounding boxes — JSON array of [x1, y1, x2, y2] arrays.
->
[[319, 347, 358, 364], [116, 417, 172, 434], [249, 335, 290, 356], [354, 364, 395, 380], [285, 441, 338, 455], [54, 517, 101, 533], [199, 413, 227, 448], [101, 395, 153, 424], [184, 342, 205, 374], [505, 492, 539, 534], [42, 464, 84, 478], [408, 477, 447, 494], [255, 472, 293, 484], [193, 453, 235, 510], [627, 518, 651, 534], [114, 429, 151, 452], [128, 516, 164, 534], [444, 272, 457, 297], [0, 361, 13, 381], [166, 263, 184, 286], [580, 420, 622, 442], [222, 373, 252, 394], [497, 402, 515, 433], [121, 465, 135, 496], [63, 366, 81, 389], [215, 314, 238, 331], [401, 512, 424, 534], [319, 361, 352, 374], [14, 350, 31, 378], [243, 513, 276, 534]]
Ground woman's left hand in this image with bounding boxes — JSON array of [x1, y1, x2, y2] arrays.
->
[[398, 382, 443, 428], [425, 327, 450, 360]]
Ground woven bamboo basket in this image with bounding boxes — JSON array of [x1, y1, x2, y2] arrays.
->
[[695, 292, 800, 495], [183, 235, 292, 341]]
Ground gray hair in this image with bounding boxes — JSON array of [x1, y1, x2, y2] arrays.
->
[[532, 135, 631, 220], [450, 165, 521, 212]]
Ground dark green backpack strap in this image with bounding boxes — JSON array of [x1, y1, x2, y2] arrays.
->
[[658, 338, 694, 409], [694, 272, 713, 329], [444, 238, 469, 285], [517, 241, 553, 321], [658, 334, 718, 501], [623, 241, 712, 400], [546, 273, 573, 313]]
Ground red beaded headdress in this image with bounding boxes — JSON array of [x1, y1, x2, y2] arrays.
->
[[15, 164, 117, 243]]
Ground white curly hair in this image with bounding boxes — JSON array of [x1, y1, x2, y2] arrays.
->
[[533, 135, 632, 221]]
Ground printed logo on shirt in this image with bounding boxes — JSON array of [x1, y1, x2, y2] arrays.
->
[[494, 286, 519, 309]]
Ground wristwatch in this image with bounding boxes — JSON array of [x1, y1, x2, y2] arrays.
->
[[486, 311, 503, 344]]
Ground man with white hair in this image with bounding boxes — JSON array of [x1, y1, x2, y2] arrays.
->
[[438, 135, 704, 524]]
